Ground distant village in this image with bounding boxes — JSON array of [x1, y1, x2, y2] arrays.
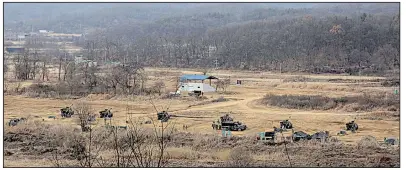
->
[[4, 29, 103, 67], [4, 29, 83, 54]]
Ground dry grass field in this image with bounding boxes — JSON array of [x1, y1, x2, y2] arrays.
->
[[4, 67, 400, 167]]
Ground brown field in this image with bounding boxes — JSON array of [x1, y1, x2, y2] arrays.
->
[[4, 67, 400, 167]]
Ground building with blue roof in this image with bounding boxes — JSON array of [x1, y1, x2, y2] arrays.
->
[[177, 74, 219, 94]]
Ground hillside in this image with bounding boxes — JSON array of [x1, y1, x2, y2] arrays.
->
[[4, 3, 400, 75]]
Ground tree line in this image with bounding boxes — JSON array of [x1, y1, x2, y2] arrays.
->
[[77, 10, 399, 75]]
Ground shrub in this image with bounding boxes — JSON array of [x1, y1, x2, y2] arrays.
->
[[226, 147, 254, 167], [261, 94, 338, 110], [261, 92, 399, 112], [357, 136, 380, 149], [24, 83, 58, 98]]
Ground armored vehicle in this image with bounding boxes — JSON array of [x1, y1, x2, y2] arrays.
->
[[384, 137, 398, 145], [212, 114, 247, 131], [346, 121, 358, 132], [88, 114, 96, 122], [100, 109, 113, 118], [337, 130, 347, 136], [292, 131, 311, 141], [310, 131, 329, 140], [157, 111, 171, 122], [221, 121, 247, 131], [61, 107, 74, 118], [212, 120, 247, 131], [8, 118, 26, 126], [280, 120, 293, 129], [220, 114, 233, 122]]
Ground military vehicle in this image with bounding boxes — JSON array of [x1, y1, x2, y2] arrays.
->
[[8, 118, 26, 126], [100, 109, 113, 118], [280, 120, 293, 129], [88, 114, 96, 122], [220, 121, 247, 131], [346, 121, 358, 132], [220, 114, 233, 122], [257, 131, 276, 143], [292, 131, 311, 141], [337, 130, 347, 136], [273, 127, 284, 133], [310, 131, 329, 140], [212, 114, 247, 131], [384, 137, 398, 145], [61, 107, 74, 118], [157, 111, 171, 122]]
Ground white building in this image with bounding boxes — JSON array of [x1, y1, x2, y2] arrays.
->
[[176, 74, 218, 94], [177, 83, 216, 93]]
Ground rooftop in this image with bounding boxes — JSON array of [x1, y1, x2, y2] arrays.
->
[[180, 74, 218, 81]]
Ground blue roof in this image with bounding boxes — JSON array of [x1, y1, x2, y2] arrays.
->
[[180, 74, 209, 81]]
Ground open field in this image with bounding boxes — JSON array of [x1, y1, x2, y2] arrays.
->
[[4, 67, 400, 167]]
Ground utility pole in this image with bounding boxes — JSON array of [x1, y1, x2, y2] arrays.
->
[[280, 62, 282, 82]]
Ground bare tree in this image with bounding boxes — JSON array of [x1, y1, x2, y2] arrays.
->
[[73, 103, 93, 132], [215, 78, 230, 92], [152, 81, 165, 96]]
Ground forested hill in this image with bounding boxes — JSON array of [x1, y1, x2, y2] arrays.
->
[[5, 3, 400, 75]]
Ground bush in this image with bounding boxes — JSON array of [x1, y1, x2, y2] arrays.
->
[[24, 83, 58, 98], [226, 147, 254, 167], [283, 76, 310, 82], [261, 94, 339, 110], [261, 93, 399, 112], [381, 78, 400, 87], [357, 136, 380, 149]]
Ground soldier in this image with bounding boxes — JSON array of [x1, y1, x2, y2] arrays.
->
[[280, 121, 285, 129]]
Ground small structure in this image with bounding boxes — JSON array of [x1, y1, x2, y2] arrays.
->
[[75, 56, 97, 67], [17, 35, 26, 41], [177, 74, 218, 94], [75, 56, 85, 64], [257, 131, 276, 143], [5, 46, 24, 54]]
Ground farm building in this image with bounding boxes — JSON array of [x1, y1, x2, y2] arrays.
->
[[5, 46, 25, 54], [39, 30, 48, 33], [176, 74, 218, 93]]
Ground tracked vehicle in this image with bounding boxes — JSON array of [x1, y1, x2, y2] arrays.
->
[[100, 109, 113, 118], [280, 120, 293, 129], [346, 121, 358, 132], [61, 107, 74, 118], [157, 111, 171, 122], [212, 114, 247, 131]]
